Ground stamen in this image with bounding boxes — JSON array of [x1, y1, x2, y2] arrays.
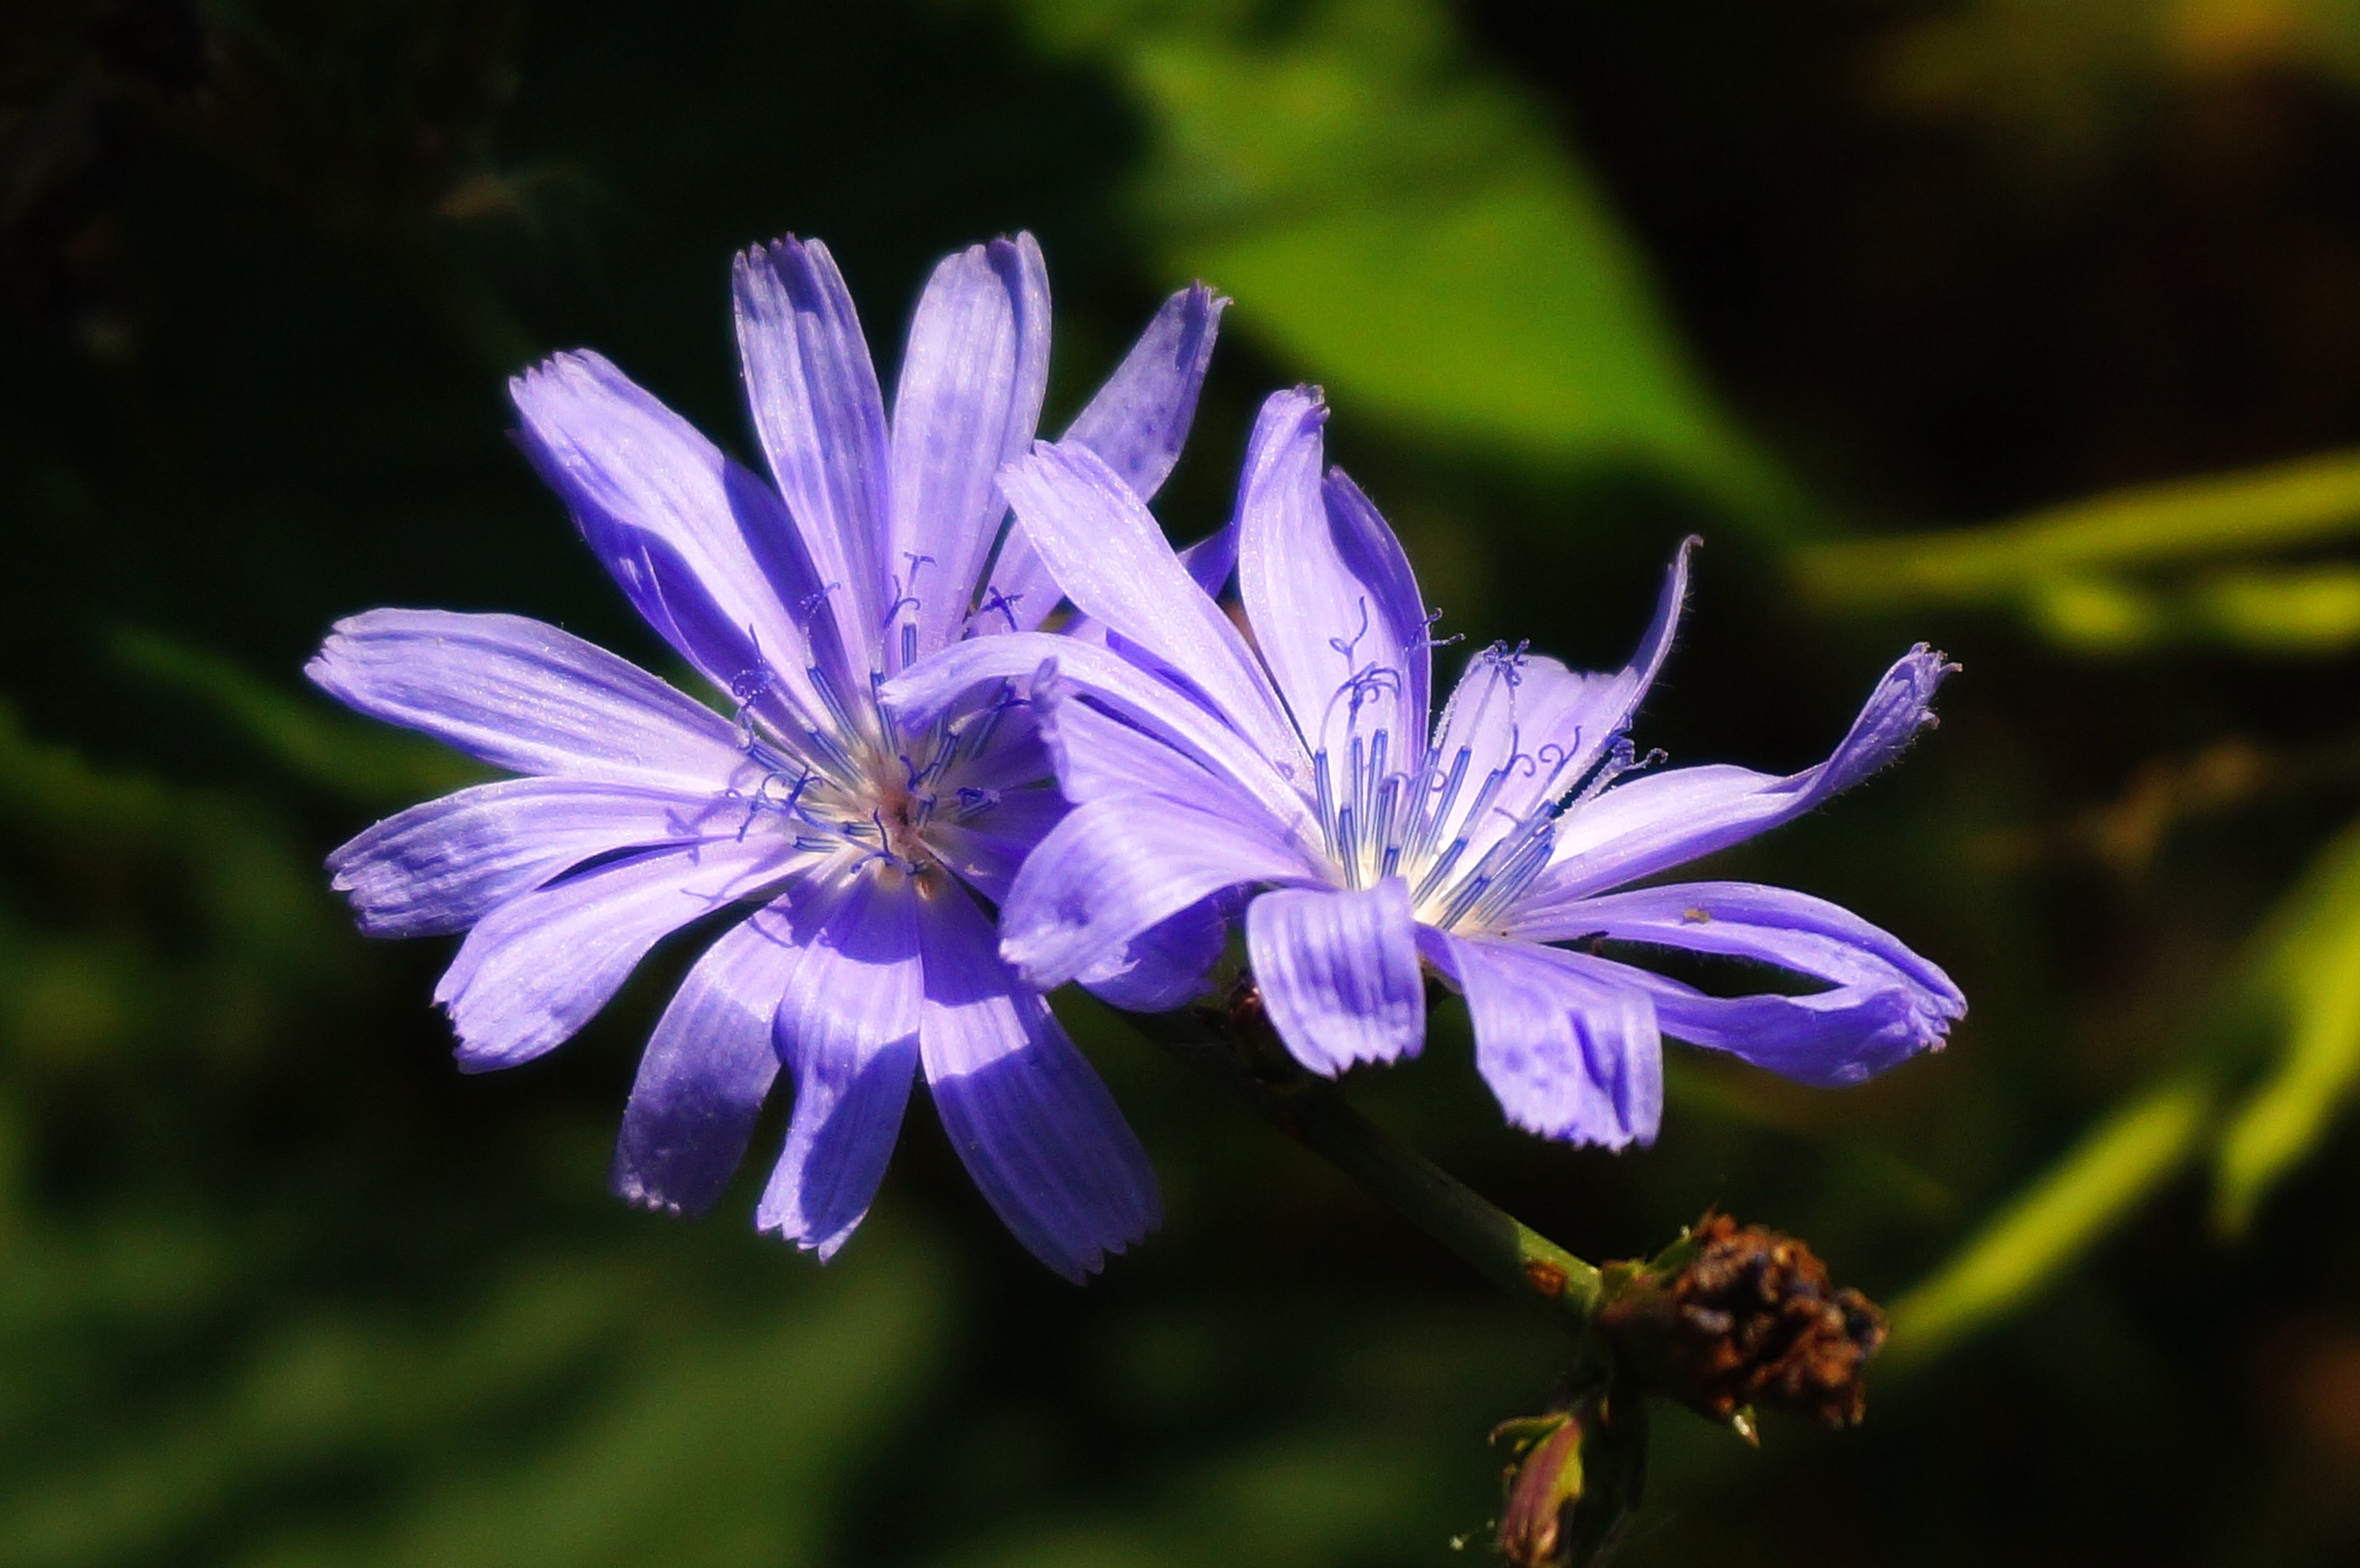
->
[[977, 587, 1023, 633], [1312, 749, 1340, 864]]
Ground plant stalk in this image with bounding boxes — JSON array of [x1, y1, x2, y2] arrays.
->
[[1122, 1003, 1603, 1334]]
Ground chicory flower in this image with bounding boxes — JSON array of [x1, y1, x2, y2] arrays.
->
[[310, 233, 1224, 1275], [886, 388, 1963, 1148]]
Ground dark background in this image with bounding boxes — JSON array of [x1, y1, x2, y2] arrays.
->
[[8, 2, 2360, 1565]]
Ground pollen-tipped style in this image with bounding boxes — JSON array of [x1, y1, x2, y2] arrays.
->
[[885, 388, 1964, 1148], [310, 233, 1227, 1277]]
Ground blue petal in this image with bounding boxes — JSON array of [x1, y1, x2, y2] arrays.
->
[[915, 886, 1160, 1281], [1237, 390, 1428, 760], [1038, 685, 1230, 808], [1063, 282, 1226, 502], [733, 237, 893, 666], [1435, 540, 1694, 844], [1246, 881, 1424, 1075], [1423, 930, 1663, 1149], [888, 235, 1049, 659], [509, 351, 847, 732], [433, 835, 802, 1072], [925, 786, 1069, 903], [884, 632, 1316, 843], [1075, 896, 1229, 1013], [307, 610, 749, 793], [984, 283, 1227, 634], [1524, 881, 1964, 1086], [997, 441, 1305, 775], [1001, 791, 1318, 991], [757, 868, 926, 1260], [329, 778, 740, 937], [611, 904, 796, 1217], [1531, 645, 1957, 903]]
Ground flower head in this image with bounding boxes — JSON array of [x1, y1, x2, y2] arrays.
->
[[310, 233, 1227, 1277], [885, 387, 1963, 1148]]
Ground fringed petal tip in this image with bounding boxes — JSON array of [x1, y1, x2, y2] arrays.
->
[[611, 1179, 688, 1219], [1820, 644, 1958, 797]]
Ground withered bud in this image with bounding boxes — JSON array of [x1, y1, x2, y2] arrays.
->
[[1596, 1213, 1887, 1430], [1492, 1391, 1647, 1568]]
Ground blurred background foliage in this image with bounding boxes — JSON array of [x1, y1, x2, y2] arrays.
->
[[8, 0, 2360, 1563]]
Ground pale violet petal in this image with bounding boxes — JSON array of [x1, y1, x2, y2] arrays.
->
[[1532, 645, 1956, 902], [888, 235, 1048, 658], [756, 868, 926, 1260], [1001, 792, 1320, 991], [611, 906, 795, 1217], [1513, 880, 1963, 1085], [328, 778, 742, 938], [1245, 880, 1424, 1076], [916, 887, 1159, 1281], [998, 441, 1305, 775], [1075, 897, 1229, 1013], [983, 284, 1228, 633], [433, 835, 800, 1072], [307, 610, 749, 793], [733, 236, 892, 665], [508, 350, 842, 728], [1237, 390, 1426, 760], [1423, 930, 1663, 1149], [884, 632, 1315, 843]]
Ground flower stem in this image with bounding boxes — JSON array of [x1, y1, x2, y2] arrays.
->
[[1121, 1002, 1604, 1335]]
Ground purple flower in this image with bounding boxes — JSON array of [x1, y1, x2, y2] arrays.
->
[[309, 233, 1226, 1277], [885, 388, 1964, 1149]]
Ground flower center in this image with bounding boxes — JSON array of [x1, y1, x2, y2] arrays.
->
[[1306, 642, 1643, 935], [720, 650, 1017, 880]]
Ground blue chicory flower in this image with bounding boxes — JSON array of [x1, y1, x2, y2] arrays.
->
[[885, 388, 1965, 1148], [309, 233, 1226, 1276]]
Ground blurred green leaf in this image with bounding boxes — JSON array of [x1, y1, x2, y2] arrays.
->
[[1893, 805, 2360, 1360], [1013, 0, 1801, 529], [1799, 446, 2360, 651], [2214, 817, 2360, 1233], [111, 626, 483, 806], [1886, 1076, 2215, 1365]]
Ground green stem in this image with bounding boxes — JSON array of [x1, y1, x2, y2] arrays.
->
[[1121, 1004, 1604, 1334]]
